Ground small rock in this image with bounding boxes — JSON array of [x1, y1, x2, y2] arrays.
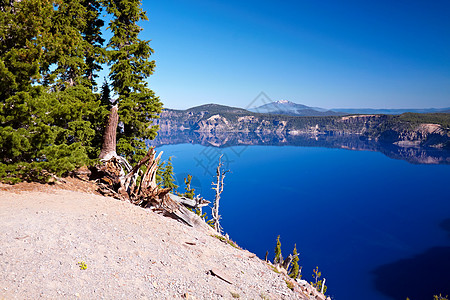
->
[[296, 279, 308, 286], [182, 292, 196, 299]]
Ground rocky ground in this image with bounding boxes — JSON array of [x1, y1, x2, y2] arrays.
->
[[0, 179, 325, 299]]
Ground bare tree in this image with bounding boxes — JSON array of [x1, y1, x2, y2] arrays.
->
[[93, 106, 212, 231], [99, 104, 118, 161], [211, 155, 229, 234]]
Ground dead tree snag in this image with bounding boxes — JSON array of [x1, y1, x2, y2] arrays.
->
[[92, 106, 212, 232], [99, 104, 119, 161], [211, 155, 229, 234]]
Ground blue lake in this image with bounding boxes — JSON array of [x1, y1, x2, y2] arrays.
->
[[154, 143, 450, 300]]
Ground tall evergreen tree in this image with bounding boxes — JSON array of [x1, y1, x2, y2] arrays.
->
[[1, 0, 161, 182], [41, 0, 91, 89], [81, 0, 106, 88], [0, 0, 52, 98], [103, 0, 162, 163]]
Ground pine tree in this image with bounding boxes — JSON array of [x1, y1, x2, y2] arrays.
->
[[100, 77, 112, 108], [103, 0, 162, 163], [182, 174, 195, 199], [0, 85, 108, 182], [0, 0, 162, 182], [161, 157, 178, 190], [0, 0, 52, 98], [0, 1, 102, 181], [179, 174, 208, 219], [274, 235, 282, 265], [81, 0, 106, 88], [289, 244, 300, 279], [41, 0, 91, 89]]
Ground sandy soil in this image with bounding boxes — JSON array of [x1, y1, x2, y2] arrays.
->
[[0, 181, 309, 299]]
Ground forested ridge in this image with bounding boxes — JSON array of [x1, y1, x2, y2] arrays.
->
[[0, 0, 161, 183], [161, 104, 450, 132]]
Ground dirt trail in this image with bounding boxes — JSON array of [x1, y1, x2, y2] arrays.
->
[[0, 184, 308, 299]]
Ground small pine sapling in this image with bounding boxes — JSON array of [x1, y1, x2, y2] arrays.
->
[[183, 174, 195, 199], [156, 157, 178, 192], [181, 175, 208, 220], [274, 235, 282, 265], [311, 266, 327, 294], [156, 160, 165, 186], [289, 244, 301, 279], [161, 157, 177, 190]]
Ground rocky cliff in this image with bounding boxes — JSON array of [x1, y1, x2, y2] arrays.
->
[[155, 105, 450, 150], [365, 122, 450, 148]]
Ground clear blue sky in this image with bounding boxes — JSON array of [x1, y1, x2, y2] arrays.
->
[[137, 0, 449, 109]]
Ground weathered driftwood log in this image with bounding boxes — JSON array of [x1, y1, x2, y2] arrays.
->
[[208, 268, 233, 285], [93, 106, 213, 231], [169, 194, 210, 209], [95, 147, 210, 228], [282, 254, 294, 270], [97, 147, 172, 207]]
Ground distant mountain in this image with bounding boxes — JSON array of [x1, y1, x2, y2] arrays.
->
[[184, 103, 250, 115], [248, 100, 343, 116], [332, 108, 450, 115]]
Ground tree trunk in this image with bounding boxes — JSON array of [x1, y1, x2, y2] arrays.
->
[[212, 155, 227, 234], [94, 106, 214, 231], [99, 104, 118, 160], [321, 278, 326, 294], [282, 254, 293, 270]]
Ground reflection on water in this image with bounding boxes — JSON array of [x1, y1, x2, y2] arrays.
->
[[439, 219, 450, 240], [153, 139, 450, 300], [372, 246, 450, 299], [149, 131, 450, 165]]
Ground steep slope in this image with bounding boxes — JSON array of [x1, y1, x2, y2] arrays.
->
[[0, 183, 325, 300]]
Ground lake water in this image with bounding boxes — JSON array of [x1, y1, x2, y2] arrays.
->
[[153, 142, 450, 300]]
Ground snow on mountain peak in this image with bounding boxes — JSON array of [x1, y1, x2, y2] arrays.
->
[[275, 100, 290, 104]]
